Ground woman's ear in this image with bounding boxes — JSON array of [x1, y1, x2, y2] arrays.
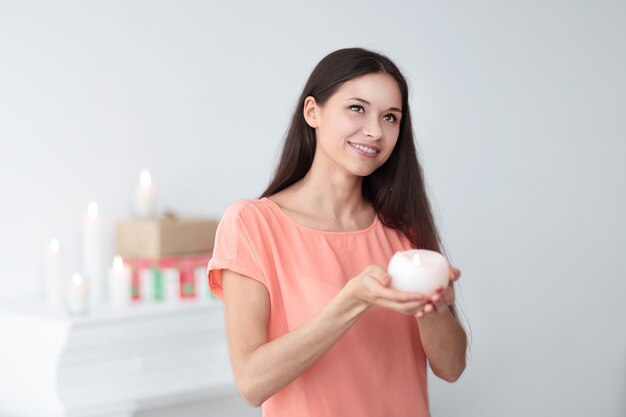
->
[[303, 96, 320, 128]]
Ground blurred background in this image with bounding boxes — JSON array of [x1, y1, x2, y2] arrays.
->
[[1, 1, 625, 416]]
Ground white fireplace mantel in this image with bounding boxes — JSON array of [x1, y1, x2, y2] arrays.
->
[[0, 300, 237, 417]]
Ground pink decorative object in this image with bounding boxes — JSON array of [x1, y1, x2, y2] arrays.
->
[[124, 254, 212, 302]]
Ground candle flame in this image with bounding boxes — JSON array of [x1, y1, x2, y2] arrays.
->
[[49, 239, 60, 253], [87, 201, 99, 218], [139, 169, 152, 188], [72, 273, 83, 286], [412, 253, 421, 266], [113, 255, 124, 271]]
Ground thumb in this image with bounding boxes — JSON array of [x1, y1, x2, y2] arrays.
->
[[363, 268, 390, 287], [380, 273, 392, 287]]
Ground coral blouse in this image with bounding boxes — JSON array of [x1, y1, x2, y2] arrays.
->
[[208, 198, 430, 417]]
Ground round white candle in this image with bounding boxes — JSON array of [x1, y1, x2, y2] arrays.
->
[[43, 239, 67, 310], [108, 256, 132, 308], [82, 201, 105, 308], [133, 169, 157, 218], [387, 249, 449, 295], [66, 273, 89, 315]]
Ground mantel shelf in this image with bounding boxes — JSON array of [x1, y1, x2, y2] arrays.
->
[[0, 300, 234, 417]]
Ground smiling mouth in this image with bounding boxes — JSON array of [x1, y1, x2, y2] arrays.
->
[[347, 141, 380, 154]]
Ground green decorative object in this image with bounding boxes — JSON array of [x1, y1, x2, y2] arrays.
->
[[152, 267, 165, 301]]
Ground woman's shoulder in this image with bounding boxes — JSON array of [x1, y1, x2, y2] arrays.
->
[[221, 198, 275, 224]]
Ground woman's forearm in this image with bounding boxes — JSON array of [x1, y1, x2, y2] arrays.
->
[[417, 308, 467, 382], [239, 289, 368, 406]]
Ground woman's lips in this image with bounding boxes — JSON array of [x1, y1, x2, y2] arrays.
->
[[347, 141, 381, 158]]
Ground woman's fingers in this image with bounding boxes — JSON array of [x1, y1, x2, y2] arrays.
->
[[375, 299, 428, 315], [362, 276, 429, 314], [357, 264, 457, 316], [363, 273, 425, 303], [448, 266, 461, 282]]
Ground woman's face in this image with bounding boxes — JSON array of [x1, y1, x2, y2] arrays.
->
[[306, 72, 403, 177]]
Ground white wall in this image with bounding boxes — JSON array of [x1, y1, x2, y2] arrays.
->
[[1, 1, 625, 416]]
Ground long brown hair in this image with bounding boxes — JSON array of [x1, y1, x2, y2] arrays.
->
[[261, 47, 445, 255]]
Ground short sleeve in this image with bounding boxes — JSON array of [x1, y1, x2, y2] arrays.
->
[[207, 201, 268, 300]]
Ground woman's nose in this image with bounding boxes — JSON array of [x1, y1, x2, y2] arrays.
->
[[362, 116, 383, 139]]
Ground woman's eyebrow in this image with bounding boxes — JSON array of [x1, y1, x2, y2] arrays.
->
[[347, 97, 402, 113]]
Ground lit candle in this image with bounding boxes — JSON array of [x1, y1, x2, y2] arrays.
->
[[108, 256, 132, 308], [66, 273, 89, 315], [43, 239, 67, 310], [133, 169, 157, 218], [387, 249, 449, 295], [82, 201, 105, 307]]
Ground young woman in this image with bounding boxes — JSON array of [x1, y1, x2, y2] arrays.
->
[[208, 47, 467, 417]]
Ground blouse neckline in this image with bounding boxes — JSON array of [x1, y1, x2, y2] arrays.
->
[[260, 197, 380, 236]]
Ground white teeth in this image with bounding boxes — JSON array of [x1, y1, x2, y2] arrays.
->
[[349, 142, 379, 154]]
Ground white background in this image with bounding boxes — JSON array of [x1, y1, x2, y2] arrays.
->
[[1, 1, 625, 416]]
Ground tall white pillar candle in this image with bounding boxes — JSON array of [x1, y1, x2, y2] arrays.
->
[[387, 249, 449, 295], [82, 202, 105, 307], [108, 256, 132, 308], [66, 273, 89, 315], [133, 169, 157, 218], [43, 239, 67, 310]]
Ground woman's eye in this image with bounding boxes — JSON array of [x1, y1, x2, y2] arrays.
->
[[349, 105, 364, 113], [383, 114, 397, 123]]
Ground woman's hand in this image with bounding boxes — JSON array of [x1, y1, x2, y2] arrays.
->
[[416, 267, 461, 319], [343, 265, 430, 316]]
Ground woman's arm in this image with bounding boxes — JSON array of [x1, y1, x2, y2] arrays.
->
[[222, 265, 428, 406], [417, 307, 467, 382], [416, 267, 467, 382]]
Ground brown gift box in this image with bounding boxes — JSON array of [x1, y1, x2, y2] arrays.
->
[[116, 217, 219, 258]]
